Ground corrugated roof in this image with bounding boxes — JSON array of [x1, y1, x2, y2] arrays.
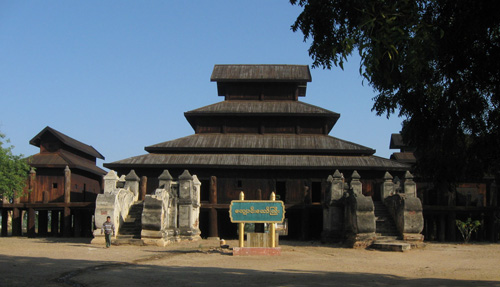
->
[[105, 153, 409, 171], [28, 150, 107, 176], [185, 101, 339, 116], [211, 65, 312, 82], [30, 126, 104, 160], [145, 134, 374, 155]]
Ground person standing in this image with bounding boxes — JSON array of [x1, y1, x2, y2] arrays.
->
[[101, 216, 115, 248]]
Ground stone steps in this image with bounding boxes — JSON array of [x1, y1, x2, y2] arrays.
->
[[117, 201, 143, 240], [371, 201, 410, 251]]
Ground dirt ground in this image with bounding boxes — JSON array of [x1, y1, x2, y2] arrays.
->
[[0, 237, 499, 287]]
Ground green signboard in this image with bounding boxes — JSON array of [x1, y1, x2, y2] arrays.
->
[[229, 200, 285, 223]]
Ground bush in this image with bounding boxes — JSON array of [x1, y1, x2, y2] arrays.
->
[[456, 218, 481, 243]]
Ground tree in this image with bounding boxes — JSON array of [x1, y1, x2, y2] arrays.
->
[[0, 132, 30, 199], [291, 0, 500, 196]]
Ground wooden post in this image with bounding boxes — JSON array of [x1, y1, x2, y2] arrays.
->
[[12, 207, 21, 236], [51, 210, 59, 236], [270, 192, 276, 248], [63, 166, 72, 237], [38, 210, 48, 236], [64, 166, 71, 204], [73, 210, 81, 237], [140, 176, 147, 200], [238, 191, 245, 248], [208, 176, 218, 238], [1, 209, 8, 236], [27, 208, 36, 238]]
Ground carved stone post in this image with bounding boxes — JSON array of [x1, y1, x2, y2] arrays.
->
[[104, 170, 119, 193], [404, 171, 417, 197], [350, 170, 362, 196], [178, 170, 201, 240], [322, 170, 345, 242], [125, 170, 140, 202], [381, 171, 394, 201]]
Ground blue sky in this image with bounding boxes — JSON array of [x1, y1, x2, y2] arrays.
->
[[0, 1, 404, 168]]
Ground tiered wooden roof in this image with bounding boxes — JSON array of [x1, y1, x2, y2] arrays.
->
[[105, 65, 409, 172]]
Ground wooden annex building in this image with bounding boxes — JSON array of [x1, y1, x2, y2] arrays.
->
[[0, 126, 106, 238], [105, 64, 410, 240]]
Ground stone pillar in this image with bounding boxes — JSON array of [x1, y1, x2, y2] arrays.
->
[[381, 172, 394, 201], [178, 170, 201, 240], [140, 176, 147, 200], [350, 171, 362, 196], [38, 210, 48, 236], [104, 170, 119, 193], [125, 170, 140, 201], [404, 171, 417, 197], [208, 176, 218, 239]]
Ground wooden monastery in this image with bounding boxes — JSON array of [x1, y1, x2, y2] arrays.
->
[[105, 65, 410, 240]]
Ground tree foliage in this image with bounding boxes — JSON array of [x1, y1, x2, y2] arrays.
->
[[0, 132, 30, 199], [291, 0, 500, 187]]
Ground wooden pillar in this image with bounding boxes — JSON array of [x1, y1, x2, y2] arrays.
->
[[208, 176, 218, 238], [27, 209, 36, 238], [63, 166, 72, 237], [140, 176, 147, 200], [300, 207, 310, 241], [38, 210, 48, 236], [51, 210, 59, 236], [447, 211, 456, 241], [59, 210, 65, 236], [1, 209, 8, 236], [12, 208, 21, 236], [439, 214, 446, 242], [73, 210, 81, 237], [64, 166, 71, 204]]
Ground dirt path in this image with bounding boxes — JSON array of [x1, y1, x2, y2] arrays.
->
[[1, 237, 499, 287]]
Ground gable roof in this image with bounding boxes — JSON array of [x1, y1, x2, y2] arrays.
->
[[211, 65, 312, 82], [29, 126, 104, 160], [28, 149, 107, 175]]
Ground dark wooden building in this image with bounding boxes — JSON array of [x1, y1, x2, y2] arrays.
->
[[105, 64, 410, 239], [389, 133, 499, 242], [1, 126, 106, 237]]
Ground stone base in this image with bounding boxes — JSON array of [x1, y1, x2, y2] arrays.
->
[[345, 232, 376, 249], [371, 241, 411, 252], [142, 238, 168, 247], [402, 233, 424, 242], [233, 247, 281, 256], [246, 232, 278, 247]]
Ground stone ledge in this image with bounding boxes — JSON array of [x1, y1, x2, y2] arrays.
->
[[232, 247, 281, 256]]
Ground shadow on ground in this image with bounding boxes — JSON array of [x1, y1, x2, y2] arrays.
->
[[1, 252, 499, 287]]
